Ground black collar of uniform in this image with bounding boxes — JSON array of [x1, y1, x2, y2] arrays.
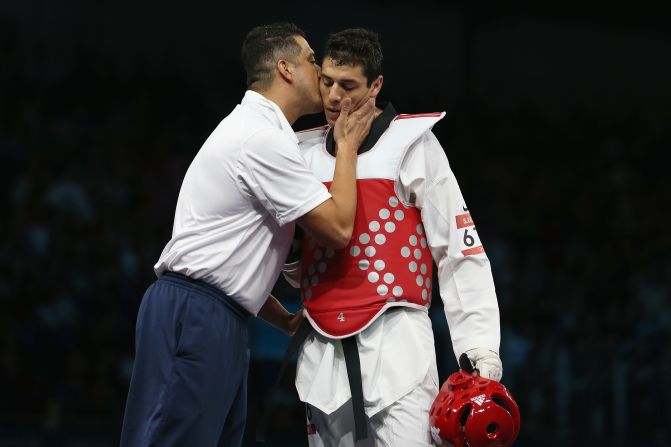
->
[[325, 102, 397, 156]]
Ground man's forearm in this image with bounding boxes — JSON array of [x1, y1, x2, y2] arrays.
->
[[327, 149, 358, 240], [258, 295, 292, 330]]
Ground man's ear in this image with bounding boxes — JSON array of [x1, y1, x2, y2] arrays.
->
[[370, 75, 383, 98], [277, 59, 293, 83]]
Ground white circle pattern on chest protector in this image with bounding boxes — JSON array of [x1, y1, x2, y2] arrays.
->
[[300, 186, 433, 316], [338, 204, 428, 302], [379, 208, 390, 219]]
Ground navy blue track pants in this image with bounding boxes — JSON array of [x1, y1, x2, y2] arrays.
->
[[120, 272, 251, 447]]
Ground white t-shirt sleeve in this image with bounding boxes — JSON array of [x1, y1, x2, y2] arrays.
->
[[238, 128, 332, 226]]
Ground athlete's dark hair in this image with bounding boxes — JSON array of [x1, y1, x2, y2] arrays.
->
[[241, 22, 306, 90], [323, 28, 383, 87]]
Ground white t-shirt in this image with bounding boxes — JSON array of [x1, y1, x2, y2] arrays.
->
[[295, 125, 500, 417], [154, 90, 331, 315]]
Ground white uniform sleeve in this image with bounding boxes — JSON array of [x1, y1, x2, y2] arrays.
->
[[238, 128, 332, 226], [398, 131, 501, 361]]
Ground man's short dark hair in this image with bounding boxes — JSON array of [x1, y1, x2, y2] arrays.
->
[[241, 22, 306, 90], [323, 28, 383, 87]]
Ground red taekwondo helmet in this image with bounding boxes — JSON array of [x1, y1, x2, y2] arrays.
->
[[429, 355, 520, 447]]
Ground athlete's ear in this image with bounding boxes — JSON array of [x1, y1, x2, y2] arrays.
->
[[369, 75, 383, 98]]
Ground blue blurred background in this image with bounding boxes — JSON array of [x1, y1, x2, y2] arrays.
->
[[1, 1, 669, 446]]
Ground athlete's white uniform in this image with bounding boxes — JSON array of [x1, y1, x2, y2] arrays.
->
[[291, 105, 501, 446]]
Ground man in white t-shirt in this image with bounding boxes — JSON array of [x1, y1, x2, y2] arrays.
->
[[284, 28, 503, 446], [119, 22, 375, 447]]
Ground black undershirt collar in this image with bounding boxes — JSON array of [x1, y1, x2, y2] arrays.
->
[[325, 102, 398, 156]]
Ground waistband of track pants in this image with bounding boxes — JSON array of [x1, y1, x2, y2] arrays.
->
[[159, 271, 252, 322]]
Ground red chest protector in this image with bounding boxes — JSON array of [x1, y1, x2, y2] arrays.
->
[[297, 113, 445, 338]]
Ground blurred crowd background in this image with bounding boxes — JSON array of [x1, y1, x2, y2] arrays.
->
[[1, 1, 669, 446]]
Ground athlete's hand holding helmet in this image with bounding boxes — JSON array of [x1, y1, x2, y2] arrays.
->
[[429, 353, 520, 447]]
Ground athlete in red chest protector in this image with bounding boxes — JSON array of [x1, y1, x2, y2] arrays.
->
[[284, 28, 506, 447]]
